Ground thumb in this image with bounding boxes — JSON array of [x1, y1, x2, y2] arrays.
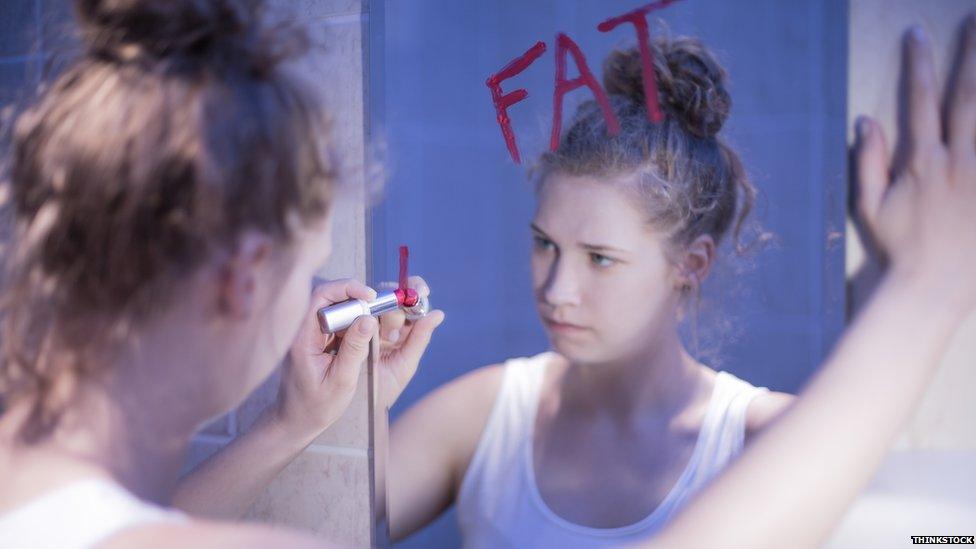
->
[[329, 315, 377, 390]]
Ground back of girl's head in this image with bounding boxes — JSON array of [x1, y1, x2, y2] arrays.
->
[[0, 0, 336, 441], [537, 34, 757, 259]]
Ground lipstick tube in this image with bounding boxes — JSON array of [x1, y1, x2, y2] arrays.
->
[[317, 289, 429, 334]]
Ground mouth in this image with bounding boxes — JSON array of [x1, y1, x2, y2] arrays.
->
[[542, 317, 588, 333]]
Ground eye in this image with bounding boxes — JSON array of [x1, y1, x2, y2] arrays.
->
[[589, 253, 616, 267], [533, 235, 556, 252]]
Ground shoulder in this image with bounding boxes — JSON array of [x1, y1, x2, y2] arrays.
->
[[445, 362, 508, 401], [744, 390, 795, 442], [414, 351, 555, 412], [392, 361, 510, 488], [98, 519, 344, 549], [400, 362, 507, 426]]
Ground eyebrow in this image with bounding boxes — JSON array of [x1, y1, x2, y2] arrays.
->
[[529, 223, 629, 254]]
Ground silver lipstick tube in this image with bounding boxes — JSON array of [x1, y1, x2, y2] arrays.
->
[[317, 290, 429, 334]]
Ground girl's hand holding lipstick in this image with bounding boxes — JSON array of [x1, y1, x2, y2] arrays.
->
[[274, 277, 444, 443]]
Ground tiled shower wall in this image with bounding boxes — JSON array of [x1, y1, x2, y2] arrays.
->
[[0, 0, 377, 545]]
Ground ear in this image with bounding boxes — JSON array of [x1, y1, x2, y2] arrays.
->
[[673, 234, 716, 292], [217, 231, 273, 319]]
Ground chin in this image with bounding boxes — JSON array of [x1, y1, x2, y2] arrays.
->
[[550, 332, 647, 367], [548, 335, 611, 365]]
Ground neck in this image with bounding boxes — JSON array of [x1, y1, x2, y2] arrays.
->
[[56, 375, 198, 503], [558, 327, 707, 425], [6, 335, 212, 505]]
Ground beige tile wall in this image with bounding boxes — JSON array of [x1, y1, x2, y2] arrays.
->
[[184, 0, 378, 545]]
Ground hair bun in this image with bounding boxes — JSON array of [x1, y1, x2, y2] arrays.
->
[[603, 36, 731, 139], [75, 0, 257, 61]]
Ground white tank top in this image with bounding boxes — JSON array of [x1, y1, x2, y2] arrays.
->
[[0, 477, 186, 549], [457, 352, 768, 548]]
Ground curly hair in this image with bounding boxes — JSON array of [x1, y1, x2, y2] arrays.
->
[[0, 0, 338, 442]]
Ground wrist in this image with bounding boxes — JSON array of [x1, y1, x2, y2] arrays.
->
[[261, 402, 322, 452], [882, 264, 974, 325]]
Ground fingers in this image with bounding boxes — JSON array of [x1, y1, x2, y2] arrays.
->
[[407, 275, 430, 299], [855, 116, 891, 229], [379, 308, 406, 343], [328, 315, 377, 389], [904, 26, 942, 152], [392, 310, 445, 374], [375, 276, 432, 343], [295, 279, 374, 352], [948, 14, 976, 153], [311, 279, 377, 309]]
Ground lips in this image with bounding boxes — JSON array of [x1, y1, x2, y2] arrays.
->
[[543, 317, 588, 332]]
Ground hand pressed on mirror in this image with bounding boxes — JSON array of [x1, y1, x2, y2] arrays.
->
[[854, 22, 976, 313], [645, 17, 976, 549]]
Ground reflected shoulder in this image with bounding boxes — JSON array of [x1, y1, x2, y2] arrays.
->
[[745, 390, 795, 441]]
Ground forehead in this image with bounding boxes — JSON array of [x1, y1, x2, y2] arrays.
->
[[533, 173, 654, 247]]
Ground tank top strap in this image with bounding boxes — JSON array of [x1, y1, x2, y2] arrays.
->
[[681, 371, 769, 490], [457, 352, 553, 530], [0, 477, 186, 549], [502, 351, 550, 414]]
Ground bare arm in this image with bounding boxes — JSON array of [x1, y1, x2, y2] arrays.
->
[[172, 407, 325, 519], [644, 19, 976, 549], [654, 271, 966, 549], [173, 277, 443, 519], [388, 365, 504, 541], [173, 280, 380, 518]]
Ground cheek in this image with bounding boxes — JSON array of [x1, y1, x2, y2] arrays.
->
[[590, 266, 674, 331], [284, 270, 313, 330], [529, 250, 549, 292], [265, 266, 313, 353]]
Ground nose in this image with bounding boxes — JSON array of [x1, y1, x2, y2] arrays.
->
[[542, 254, 581, 308]]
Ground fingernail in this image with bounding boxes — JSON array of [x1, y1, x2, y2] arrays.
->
[[856, 116, 870, 139], [910, 25, 927, 44], [389, 329, 400, 342], [359, 317, 376, 334]]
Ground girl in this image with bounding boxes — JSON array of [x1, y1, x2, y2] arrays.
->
[[0, 0, 442, 547], [5, 0, 975, 547], [386, 36, 792, 547]]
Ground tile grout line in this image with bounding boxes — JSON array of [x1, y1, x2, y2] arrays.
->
[[192, 433, 369, 459]]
